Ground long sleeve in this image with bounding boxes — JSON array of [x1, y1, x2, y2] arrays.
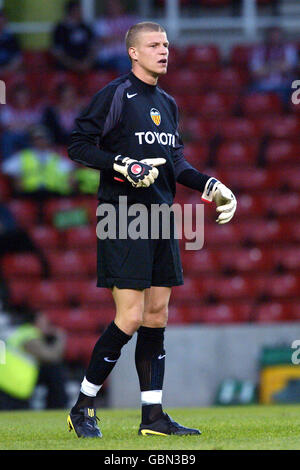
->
[[68, 84, 122, 171]]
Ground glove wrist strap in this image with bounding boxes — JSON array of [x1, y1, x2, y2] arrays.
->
[[201, 177, 219, 203]]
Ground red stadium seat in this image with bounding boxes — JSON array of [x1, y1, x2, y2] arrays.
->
[[239, 219, 285, 244], [64, 333, 99, 364], [203, 223, 241, 246], [170, 277, 203, 302], [64, 226, 96, 249], [235, 194, 266, 218], [261, 116, 300, 140], [0, 174, 11, 200], [179, 117, 213, 142], [263, 275, 300, 299], [183, 44, 220, 70], [219, 248, 274, 273], [1, 253, 43, 279], [265, 141, 300, 165], [28, 225, 61, 251], [230, 44, 254, 68], [7, 199, 39, 229], [8, 279, 39, 306], [241, 93, 282, 116], [217, 141, 258, 166], [75, 279, 114, 306], [45, 308, 103, 333], [275, 248, 300, 271], [216, 118, 262, 141], [198, 302, 252, 324], [218, 168, 272, 192], [256, 303, 292, 323], [84, 71, 118, 97], [262, 193, 300, 217], [187, 93, 236, 117], [28, 280, 68, 309], [23, 50, 51, 73], [203, 275, 258, 300], [209, 68, 248, 92], [47, 250, 89, 278], [160, 69, 210, 95], [276, 167, 300, 191]]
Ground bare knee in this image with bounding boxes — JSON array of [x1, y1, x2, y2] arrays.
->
[[143, 302, 168, 328]]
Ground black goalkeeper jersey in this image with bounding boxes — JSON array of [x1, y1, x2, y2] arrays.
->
[[68, 71, 209, 205]]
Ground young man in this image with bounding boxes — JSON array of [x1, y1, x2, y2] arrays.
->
[[67, 22, 237, 438]]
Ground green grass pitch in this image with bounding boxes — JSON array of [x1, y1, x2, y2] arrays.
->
[[1, 405, 300, 450]]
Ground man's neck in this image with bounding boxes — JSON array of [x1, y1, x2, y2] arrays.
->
[[131, 67, 159, 86]]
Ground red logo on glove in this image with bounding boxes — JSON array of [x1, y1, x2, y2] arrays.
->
[[131, 164, 142, 175]]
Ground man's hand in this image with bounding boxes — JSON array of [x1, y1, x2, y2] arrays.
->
[[113, 155, 166, 188], [202, 177, 237, 224]]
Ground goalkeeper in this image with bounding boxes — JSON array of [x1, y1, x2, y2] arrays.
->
[[67, 21, 236, 438]]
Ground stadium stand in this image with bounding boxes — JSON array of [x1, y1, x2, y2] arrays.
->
[[1, 27, 299, 369]]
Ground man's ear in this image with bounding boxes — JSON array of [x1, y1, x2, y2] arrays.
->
[[128, 46, 138, 62]]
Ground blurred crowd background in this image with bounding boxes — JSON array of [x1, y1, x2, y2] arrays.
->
[[0, 0, 300, 411]]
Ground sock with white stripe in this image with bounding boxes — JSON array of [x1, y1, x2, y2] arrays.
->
[[135, 326, 165, 424]]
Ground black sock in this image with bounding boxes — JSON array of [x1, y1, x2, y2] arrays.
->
[[135, 326, 165, 423], [86, 321, 132, 385], [73, 322, 131, 411]]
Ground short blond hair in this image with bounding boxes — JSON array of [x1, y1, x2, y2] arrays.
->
[[125, 22, 166, 58]]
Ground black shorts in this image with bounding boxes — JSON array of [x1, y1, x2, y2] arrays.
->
[[96, 201, 183, 290]]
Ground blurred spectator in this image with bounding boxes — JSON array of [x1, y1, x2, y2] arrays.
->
[[1, 125, 74, 197], [42, 82, 83, 146], [0, 9, 22, 76], [0, 83, 42, 160], [94, 0, 138, 74], [51, 0, 95, 73], [249, 27, 297, 102], [0, 309, 67, 410]]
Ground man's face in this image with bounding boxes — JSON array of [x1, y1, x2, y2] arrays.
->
[[130, 31, 169, 76]]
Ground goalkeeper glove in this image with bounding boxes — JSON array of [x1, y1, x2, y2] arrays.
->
[[202, 177, 237, 224], [113, 155, 166, 188]]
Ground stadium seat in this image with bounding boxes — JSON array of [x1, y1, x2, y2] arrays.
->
[[43, 198, 90, 224], [216, 118, 262, 141], [84, 71, 118, 97], [262, 193, 300, 217], [200, 0, 232, 5], [261, 116, 300, 140], [219, 248, 274, 273], [203, 223, 241, 246], [275, 248, 300, 271], [47, 251, 89, 278], [187, 93, 236, 117], [218, 168, 272, 192], [230, 44, 254, 68], [183, 44, 220, 70], [7, 279, 39, 306], [209, 68, 248, 93], [203, 275, 258, 300], [1, 253, 43, 279], [179, 117, 213, 142], [64, 333, 99, 364], [235, 194, 266, 218], [276, 167, 300, 191], [44, 308, 103, 333], [161, 69, 209, 94], [217, 141, 258, 166], [7, 199, 39, 229], [29, 225, 61, 251], [0, 174, 11, 200], [239, 219, 284, 244], [28, 280, 68, 309], [198, 302, 252, 324], [241, 93, 282, 116], [171, 277, 204, 302], [64, 226, 96, 249], [265, 141, 300, 165], [255, 303, 292, 323], [262, 274, 300, 299], [74, 279, 114, 306], [182, 142, 209, 167]]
